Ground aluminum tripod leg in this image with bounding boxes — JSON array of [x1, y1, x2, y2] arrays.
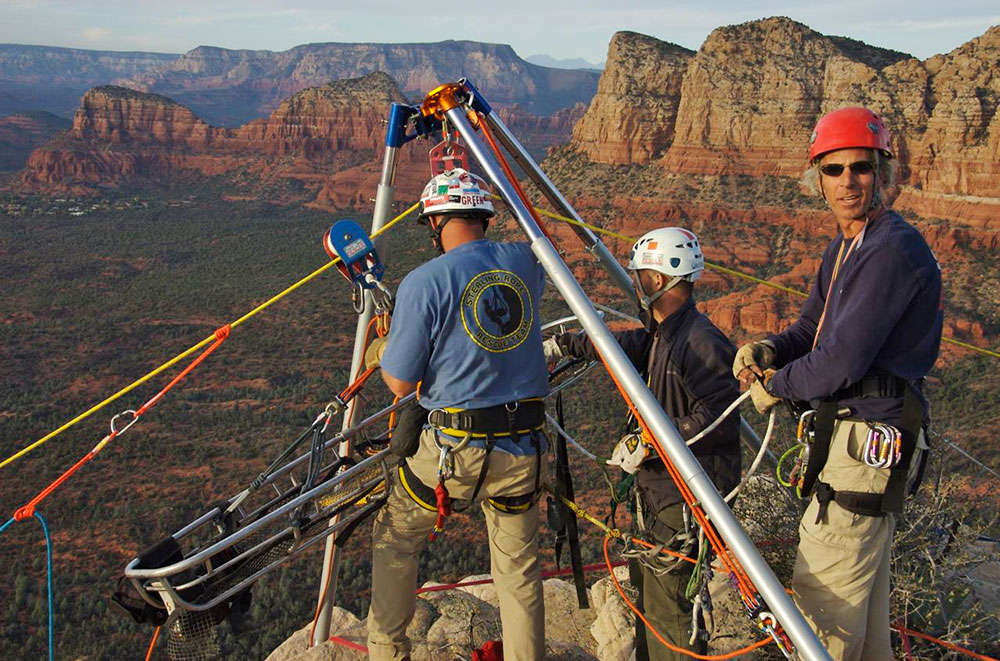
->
[[442, 105, 830, 661], [481, 111, 635, 298], [311, 143, 402, 646]]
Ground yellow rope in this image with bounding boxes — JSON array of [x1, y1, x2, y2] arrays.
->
[[0, 203, 419, 471], [528, 202, 999, 358], [542, 484, 621, 538], [6, 188, 997, 472]]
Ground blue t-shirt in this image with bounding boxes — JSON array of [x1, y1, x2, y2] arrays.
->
[[381, 239, 549, 411]]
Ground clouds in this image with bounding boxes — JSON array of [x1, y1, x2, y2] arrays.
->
[[2, 0, 997, 61], [81, 27, 111, 42]]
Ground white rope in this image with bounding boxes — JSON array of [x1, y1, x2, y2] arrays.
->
[[545, 413, 600, 463], [724, 409, 776, 503], [685, 390, 752, 446]]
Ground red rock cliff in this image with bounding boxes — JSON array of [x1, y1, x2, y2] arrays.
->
[[20, 72, 409, 196], [570, 19, 1000, 226], [572, 31, 693, 165]]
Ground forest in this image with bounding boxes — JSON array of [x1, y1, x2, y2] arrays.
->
[[1, 184, 998, 659]]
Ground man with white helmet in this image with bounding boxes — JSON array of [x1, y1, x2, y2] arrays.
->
[[545, 227, 741, 660], [365, 168, 549, 661], [734, 107, 942, 659]]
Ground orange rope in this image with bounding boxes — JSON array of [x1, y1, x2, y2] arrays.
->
[[473, 112, 555, 243], [604, 536, 772, 660], [892, 623, 999, 661], [13, 326, 231, 520], [145, 625, 160, 661]]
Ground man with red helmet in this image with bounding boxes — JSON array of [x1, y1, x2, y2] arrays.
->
[[734, 107, 942, 659]]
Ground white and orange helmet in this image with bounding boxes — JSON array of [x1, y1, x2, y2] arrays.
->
[[627, 227, 704, 280], [627, 227, 704, 310]]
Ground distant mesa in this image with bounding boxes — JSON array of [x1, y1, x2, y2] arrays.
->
[[525, 53, 604, 71], [0, 44, 180, 118], [0, 110, 71, 171], [8, 17, 1000, 228]]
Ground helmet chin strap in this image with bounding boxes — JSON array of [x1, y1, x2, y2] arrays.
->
[[632, 272, 686, 311]]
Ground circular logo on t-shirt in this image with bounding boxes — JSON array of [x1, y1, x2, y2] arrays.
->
[[461, 269, 532, 352]]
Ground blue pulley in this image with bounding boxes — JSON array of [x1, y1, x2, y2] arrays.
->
[[322, 219, 385, 289]]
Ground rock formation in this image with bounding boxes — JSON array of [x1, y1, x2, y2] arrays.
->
[[19, 73, 413, 198], [569, 19, 1000, 227], [264, 570, 753, 661], [0, 111, 71, 171], [571, 31, 693, 164]]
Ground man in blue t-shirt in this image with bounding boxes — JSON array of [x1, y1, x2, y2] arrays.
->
[[365, 168, 549, 661]]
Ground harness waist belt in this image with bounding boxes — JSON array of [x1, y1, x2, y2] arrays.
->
[[831, 374, 910, 401], [428, 399, 545, 435]]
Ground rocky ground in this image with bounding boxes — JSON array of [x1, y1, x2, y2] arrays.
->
[[266, 568, 758, 661]]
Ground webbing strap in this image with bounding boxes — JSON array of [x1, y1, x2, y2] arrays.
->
[[800, 401, 838, 498], [881, 385, 923, 513]]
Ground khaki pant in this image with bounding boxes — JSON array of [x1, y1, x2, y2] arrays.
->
[[632, 503, 705, 661], [367, 428, 545, 661], [792, 419, 903, 661]]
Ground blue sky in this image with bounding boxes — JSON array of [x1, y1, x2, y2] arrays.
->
[[2, 0, 997, 63]]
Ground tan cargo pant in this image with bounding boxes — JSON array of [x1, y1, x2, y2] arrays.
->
[[792, 419, 925, 660], [367, 427, 546, 661]]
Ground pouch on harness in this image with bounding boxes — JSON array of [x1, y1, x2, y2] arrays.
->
[[799, 374, 928, 520]]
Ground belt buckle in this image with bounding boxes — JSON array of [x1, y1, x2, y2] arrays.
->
[[428, 407, 448, 430]]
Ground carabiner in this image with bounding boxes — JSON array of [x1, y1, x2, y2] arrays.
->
[[110, 410, 139, 437], [796, 409, 817, 444]]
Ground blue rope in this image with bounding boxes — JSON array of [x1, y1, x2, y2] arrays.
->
[[1, 513, 55, 661]]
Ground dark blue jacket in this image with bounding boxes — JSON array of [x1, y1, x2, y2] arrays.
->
[[767, 208, 943, 424], [558, 298, 741, 512]]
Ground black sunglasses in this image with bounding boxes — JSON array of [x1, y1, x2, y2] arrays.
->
[[819, 161, 875, 177]]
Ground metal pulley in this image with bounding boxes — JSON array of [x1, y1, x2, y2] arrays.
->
[[322, 218, 394, 314]]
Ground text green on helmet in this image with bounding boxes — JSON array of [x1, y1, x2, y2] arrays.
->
[[418, 168, 495, 252], [627, 227, 704, 311]]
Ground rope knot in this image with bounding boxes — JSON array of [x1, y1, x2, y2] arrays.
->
[[14, 504, 35, 521], [214, 324, 232, 341]]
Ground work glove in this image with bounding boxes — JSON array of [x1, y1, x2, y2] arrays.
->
[[733, 339, 776, 385], [749, 369, 782, 414], [606, 432, 650, 474], [542, 337, 565, 364], [364, 336, 388, 370]]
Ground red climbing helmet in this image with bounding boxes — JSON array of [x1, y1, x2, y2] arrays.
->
[[808, 107, 893, 162]]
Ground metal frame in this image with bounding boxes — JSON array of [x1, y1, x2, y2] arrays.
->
[[429, 82, 827, 661], [310, 120, 407, 644], [124, 396, 413, 614], [304, 80, 827, 660]]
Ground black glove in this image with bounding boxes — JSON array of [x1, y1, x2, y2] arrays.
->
[[390, 400, 428, 460]]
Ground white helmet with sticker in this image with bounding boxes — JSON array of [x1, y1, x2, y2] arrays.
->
[[418, 168, 494, 221], [627, 227, 704, 280]]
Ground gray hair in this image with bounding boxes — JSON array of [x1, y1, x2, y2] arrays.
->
[[801, 150, 898, 207]]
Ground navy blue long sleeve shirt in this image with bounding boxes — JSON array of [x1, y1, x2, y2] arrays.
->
[[767, 208, 943, 424]]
